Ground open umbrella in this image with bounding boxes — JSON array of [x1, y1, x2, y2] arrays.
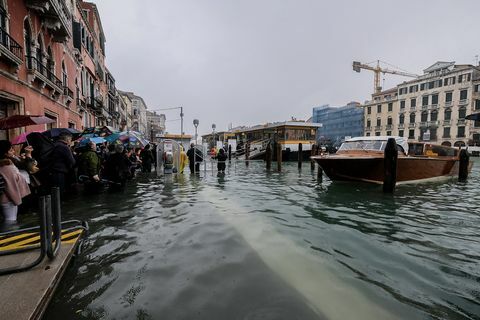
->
[[76, 136, 106, 148], [465, 113, 480, 121], [43, 127, 81, 139], [11, 131, 42, 145], [0, 115, 55, 130]]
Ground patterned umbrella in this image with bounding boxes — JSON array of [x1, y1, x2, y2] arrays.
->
[[0, 115, 55, 130]]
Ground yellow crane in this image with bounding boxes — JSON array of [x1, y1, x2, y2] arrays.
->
[[353, 60, 419, 94]]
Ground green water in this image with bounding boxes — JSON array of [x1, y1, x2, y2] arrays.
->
[[43, 160, 480, 319]]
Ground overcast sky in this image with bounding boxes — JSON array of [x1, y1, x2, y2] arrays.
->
[[94, 0, 480, 136]]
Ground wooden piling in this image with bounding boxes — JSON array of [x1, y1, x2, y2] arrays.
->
[[298, 143, 302, 169], [459, 149, 470, 182], [277, 142, 282, 172], [383, 137, 398, 193], [228, 145, 232, 162], [310, 144, 315, 171], [266, 142, 272, 170], [245, 142, 250, 167]]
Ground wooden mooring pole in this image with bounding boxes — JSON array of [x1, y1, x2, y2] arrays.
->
[[298, 143, 302, 169], [245, 142, 250, 167], [277, 143, 282, 172], [310, 144, 315, 171], [266, 142, 272, 170], [228, 145, 232, 162], [459, 149, 470, 182], [383, 138, 398, 193]]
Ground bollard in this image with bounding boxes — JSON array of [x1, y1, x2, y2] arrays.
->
[[317, 163, 323, 181], [228, 145, 232, 162], [245, 142, 250, 166], [458, 149, 469, 182], [383, 138, 398, 193], [298, 143, 302, 169], [266, 142, 272, 170], [310, 144, 315, 171], [277, 143, 282, 172]]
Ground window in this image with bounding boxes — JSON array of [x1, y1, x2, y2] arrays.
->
[[376, 118, 381, 126], [409, 85, 418, 93], [366, 119, 371, 127], [431, 94, 438, 105], [375, 132, 380, 136], [410, 113, 416, 123], [421, 111, 428, 122], [457, 126, 465, 138], [475, 100, 480, 110], [445, 92, 452, 103], [366, 132, 371, 136], [444, 109, 451, 120], [443, 127, 450, 138], [422, 96, 429, 106], [460, 89, 468, 101], [387, 117, 393, 125], [420, 83, 425, 91], [62, 61, 67, 87], [400, 100, 405, 109], [475, 85, 480, 92], [386, 131, 391, 136], [409, 129, 415, 139], [444, 76, 456, 86], [399, 87, 408, 95], [24, 20, 33, 68], [367, 106, 371, 114], [428, 81, 435, 89], [377, 105, 382, 113], [410, 98, 416, 108], [45, 113, 57, 130], [388, 103, 393, 112], [399, 114, 404, 124], [430, 110, 438, 121], [458, 107, 466, 119], [458, 74, 471, 83], [399, 130, 404, 137]]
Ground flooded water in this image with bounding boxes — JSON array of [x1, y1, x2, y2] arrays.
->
[[44, 160, 480, 320]]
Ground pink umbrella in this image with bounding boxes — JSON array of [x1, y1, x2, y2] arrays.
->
[[0, 115, 55, 130], [11, 131, 42, 145]]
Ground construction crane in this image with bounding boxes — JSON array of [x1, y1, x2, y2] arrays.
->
[[353, 60, 419, 94]]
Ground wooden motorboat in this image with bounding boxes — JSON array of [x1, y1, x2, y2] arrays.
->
[[311, 136, 471, 184]]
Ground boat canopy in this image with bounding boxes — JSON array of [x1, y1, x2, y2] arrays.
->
[[341, 136, 409, 154]]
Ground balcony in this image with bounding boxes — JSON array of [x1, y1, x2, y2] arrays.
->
[[443, 134, 451, 138], [419, 121, 428, 127], [458, 119, 466, 125], [385, 124, 393, 130], [63, 86, 73, 105], [398, 123, 405, 129], [26, 55, 63, 94], [25, 0, 71, 42], [365, 126, 372, 131], [429, 104, 438, 110], [421, 105, 428, 111], [443, 120, 451, 126], [459, 99, 469, 106], [457, 133, 466, 138], [86, 96, 104, 112], [0, 27, 23, 67], [408, 123, 416, 128], [445, 100, 452, 107], [427, 121, 439, 127], [374, 125, 382, 130], [410, 106, 416, 111], [399, 108, 405, 113]]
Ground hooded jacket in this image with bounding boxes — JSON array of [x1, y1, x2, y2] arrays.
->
[[0, 159, 30, 205]]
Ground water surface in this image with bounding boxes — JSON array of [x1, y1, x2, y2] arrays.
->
[[44, 160, 480, 319]]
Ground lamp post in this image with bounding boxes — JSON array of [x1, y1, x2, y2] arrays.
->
[[212, 123, 216, 148], [193, 119, 199, 145]]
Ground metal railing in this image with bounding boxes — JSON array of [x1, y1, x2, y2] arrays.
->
[[0, 26, 23, 61], [26, 55, 63, 89], [0, 188, 88, 276]]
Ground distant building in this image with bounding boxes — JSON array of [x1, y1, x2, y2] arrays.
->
[[312, 102, 364, 146], [118, 91, 148, 135], [146, 111, 166, 142], [361, 61, 480, 147]]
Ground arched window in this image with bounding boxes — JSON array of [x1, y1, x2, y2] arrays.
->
[[0, 1, 7, 31], [444, 108, 451, 120], [387, 116, 392, 125], [23, 20, 32, 68], [366, 119, 371, 127], [430, 110, 438, 121], [409, 113, 416, 123], [399, 114, 404, 124], [36, 35, 44, 73], [458, 106, 466, 119], [62, 61, 67, 87], [47, 46, 54, 75], [376, 118, 381, 126], [421, 111, 428, 122]]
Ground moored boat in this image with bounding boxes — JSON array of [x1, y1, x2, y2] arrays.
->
[[311, 136, 472, 184]]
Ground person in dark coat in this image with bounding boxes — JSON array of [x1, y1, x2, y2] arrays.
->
[[186, 143, 202, 173], [217, 148, 227, 172], [140, 144, 154, 173], [103, 144, 131, 190], [48, 133, 75, 194]]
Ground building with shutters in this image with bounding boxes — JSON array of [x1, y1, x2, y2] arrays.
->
[[362, 61, 480, 147]]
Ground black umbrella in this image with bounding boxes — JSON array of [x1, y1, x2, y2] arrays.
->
[[465, 113, 480, 121], [43, 127, 81, 139]]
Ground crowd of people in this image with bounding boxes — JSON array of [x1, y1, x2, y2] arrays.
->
[[0, 132, 157, 224]]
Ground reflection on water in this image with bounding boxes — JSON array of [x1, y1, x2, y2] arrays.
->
[[44, 160, 480, 320]]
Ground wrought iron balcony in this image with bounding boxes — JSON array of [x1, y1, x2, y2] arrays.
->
[[25, 0, 71, 42], [86, 96, 103, 111], [0, 26, 23, 66], [26, 55, 63, 92], [63, 86, 74, 99]]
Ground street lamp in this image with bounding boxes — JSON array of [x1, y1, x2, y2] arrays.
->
[[212, 123, 216, 148], [193, 119, 199, 145]]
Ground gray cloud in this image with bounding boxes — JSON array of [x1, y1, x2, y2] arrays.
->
[[95, 0, 480, 135]]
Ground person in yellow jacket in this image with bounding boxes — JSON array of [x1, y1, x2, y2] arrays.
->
[[179, 146, 188, 174]]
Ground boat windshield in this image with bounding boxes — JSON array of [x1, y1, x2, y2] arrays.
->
[[338, 140, 386, 152]]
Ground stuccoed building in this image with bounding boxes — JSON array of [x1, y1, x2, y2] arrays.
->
[[312, 102, 364, 146], [362, 61, 480, 147]]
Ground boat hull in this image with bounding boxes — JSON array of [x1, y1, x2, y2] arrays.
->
[[313, 155, 461, 184]]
